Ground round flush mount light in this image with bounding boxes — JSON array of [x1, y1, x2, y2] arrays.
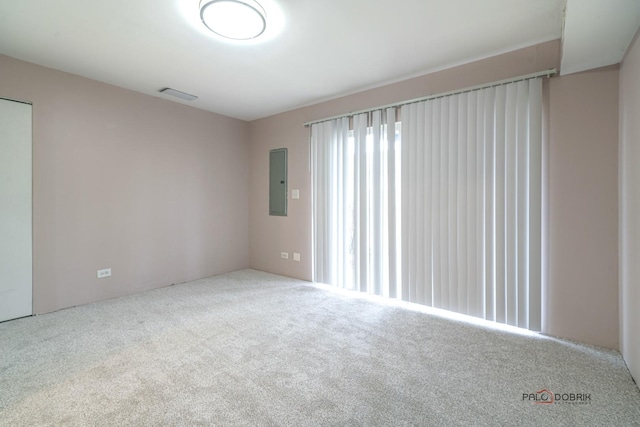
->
[[200, 0, 267, 40]]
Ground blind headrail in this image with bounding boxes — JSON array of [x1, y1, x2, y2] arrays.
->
[[304, 68, 556, 127]]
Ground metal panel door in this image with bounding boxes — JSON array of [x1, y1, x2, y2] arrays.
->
[[269, 148, 287, 216]]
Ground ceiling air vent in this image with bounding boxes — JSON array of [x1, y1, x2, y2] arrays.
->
[[159, 88, 198, 101]]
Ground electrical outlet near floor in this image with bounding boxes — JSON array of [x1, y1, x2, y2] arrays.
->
[[97, 268, 111, 279], [281, 252, 289, 259], [293, 252, 300, 262]]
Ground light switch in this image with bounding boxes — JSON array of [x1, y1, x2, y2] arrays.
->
[[292, 189, 299, 199]]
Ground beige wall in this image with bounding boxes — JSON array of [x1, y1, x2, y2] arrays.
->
[[248, 40, 560, 281], [249, 40, 624, 350], [0, 55, 250, 314], [546, 66, 620, 349], [619, 30, 640, 382]]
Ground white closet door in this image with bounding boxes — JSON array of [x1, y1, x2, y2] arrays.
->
[[0, 98, 32, 322]]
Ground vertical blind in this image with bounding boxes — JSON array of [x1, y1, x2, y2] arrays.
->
[[311, 77, 543, 330], [312, 109, 399, 296]]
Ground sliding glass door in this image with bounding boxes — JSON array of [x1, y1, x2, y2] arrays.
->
[[311, 78, 543, 331]]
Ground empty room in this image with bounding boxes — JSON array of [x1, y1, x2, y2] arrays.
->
[[1, 0, 640, 425]]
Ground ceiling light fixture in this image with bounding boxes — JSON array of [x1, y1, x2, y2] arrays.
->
[[200, 0, 267, 40]]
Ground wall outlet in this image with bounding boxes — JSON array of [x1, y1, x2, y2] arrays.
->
[[97, 268, 111, 278], [281, 252, 289, 259], [292, 189, 300, 199], [293, 252, 301, 262]]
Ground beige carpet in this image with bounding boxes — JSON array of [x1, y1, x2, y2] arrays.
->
[[1, 269, 639, 426]]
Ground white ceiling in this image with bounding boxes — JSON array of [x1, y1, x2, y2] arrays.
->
[[560, 0, 640, 75], [0, 1, 637, 121]]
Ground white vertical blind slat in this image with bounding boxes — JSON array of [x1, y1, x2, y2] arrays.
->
[[328, 121, 337, 285], [466, 91, 478, 317], [371, 111, 383, 295], [528, 78, 543, 331], [406, 105, 418, 302], [431, 99, 442, 307], [440, 98, 450, 310], [423, 102, 434, 306], [516, 81, 529, 328], [475, 90, 486, 319], [494, 85, 507, 323], [408, 105, 418, 302], [505, 84, 518, 325], [386, 108, 399, 298], [457, 94, 468, 314], [483, 87, 496, 321], [448, 96, 459, 311], [338, 118, 350, 287], [415, 102, 426, 304], [354, 114, 368, 292], [400, 107, 410, 301], [312, 121, 325, 283]]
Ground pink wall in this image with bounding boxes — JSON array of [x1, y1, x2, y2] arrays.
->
[[546, 66, 620, 349], [248, 41, 560, 281], [619, 29, 640, 382], [0, 55, 250, 314], [248, 40, 623, 350]]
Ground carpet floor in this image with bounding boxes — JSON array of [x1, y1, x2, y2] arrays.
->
[[1, 269, 639, 426]]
